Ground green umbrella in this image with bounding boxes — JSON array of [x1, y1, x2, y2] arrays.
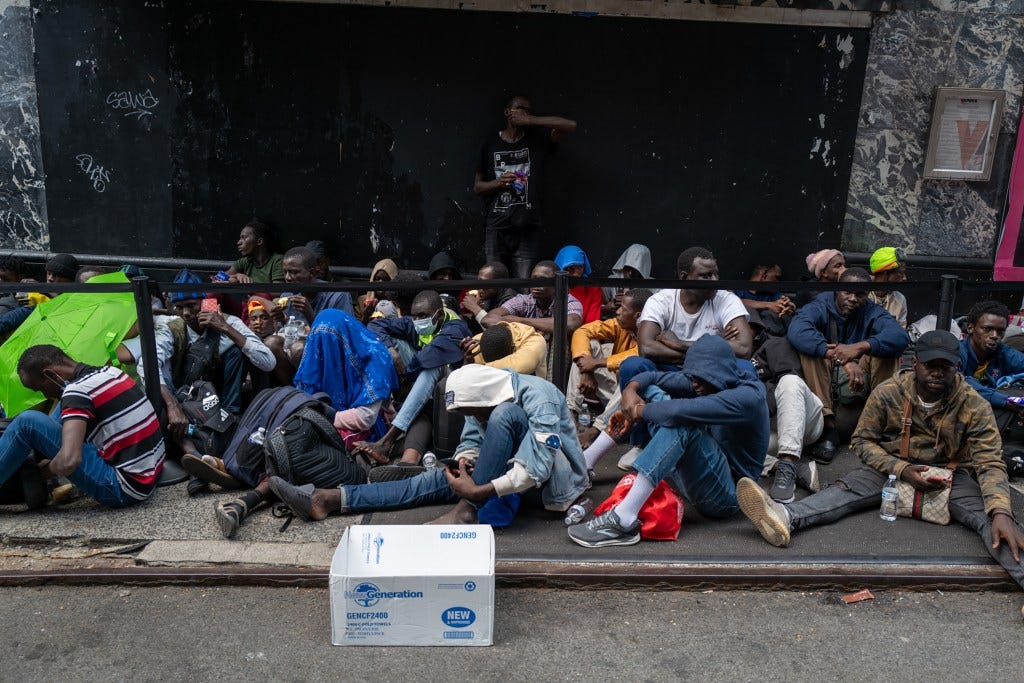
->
[[0, 271, 138, 417]]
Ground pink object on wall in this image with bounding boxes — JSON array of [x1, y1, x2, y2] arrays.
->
[[994, 106, 1024, 281]]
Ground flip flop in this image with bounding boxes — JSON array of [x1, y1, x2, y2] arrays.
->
[[180, 453, 242, 490], [268, 476, 315, 521]]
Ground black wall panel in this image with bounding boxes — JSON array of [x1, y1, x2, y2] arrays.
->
[[34, 0, 173, 257], [35, 1, 869, 281]]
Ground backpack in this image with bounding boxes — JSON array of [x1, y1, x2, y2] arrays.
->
[[223, 387, 365, 488], [180, 329, 221, 386], [430, 369, 465, 457], [828, 317, 870, 405], [265, 406, 367, 489], [174, 380, 238, 456]]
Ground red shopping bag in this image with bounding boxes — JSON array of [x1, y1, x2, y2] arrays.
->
[[594, 474, 684, 541]]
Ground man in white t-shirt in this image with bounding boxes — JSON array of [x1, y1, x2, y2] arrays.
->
[[581, 247, 752, 470], [629, 246, 751, 374]]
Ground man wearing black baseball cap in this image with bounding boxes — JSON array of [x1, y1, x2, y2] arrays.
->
[[736, 330, 1024, 599]]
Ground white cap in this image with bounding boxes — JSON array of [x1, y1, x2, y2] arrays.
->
[[444, 365, 514, 412]]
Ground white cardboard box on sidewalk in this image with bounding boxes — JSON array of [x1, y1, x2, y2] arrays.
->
[[329, 524, 495, 646]]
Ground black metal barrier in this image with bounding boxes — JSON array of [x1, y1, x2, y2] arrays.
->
[[0, 272, 1015, 408]]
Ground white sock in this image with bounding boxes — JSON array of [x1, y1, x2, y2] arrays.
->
[[584, 431, 617, 470], [613, 472, 656, 527]]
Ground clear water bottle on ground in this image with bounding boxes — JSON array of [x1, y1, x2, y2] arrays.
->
[[564, 497, 594, 525], [578, 403, 592, 430], [421, 451, 437, 468], [880, 474, 898, 521]]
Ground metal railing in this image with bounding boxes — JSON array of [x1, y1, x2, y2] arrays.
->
[[0, 272, 994, 413]]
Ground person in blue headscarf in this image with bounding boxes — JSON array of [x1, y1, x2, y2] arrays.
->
[[554, 245, 602, 324], [293, 309, 399, 450]]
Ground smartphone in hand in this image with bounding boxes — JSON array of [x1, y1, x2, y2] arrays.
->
[[201, 298, 220, 312]]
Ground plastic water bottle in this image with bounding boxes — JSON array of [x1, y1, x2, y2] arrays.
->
[[421, 451, 437, 468], [578, 403, 592, 430], [880, 474, 898, 521], [280, 315, 301, 348], [564, 497, 594, 525]]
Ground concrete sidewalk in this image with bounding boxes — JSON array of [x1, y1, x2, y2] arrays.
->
[[1, 446, 1023, 589]]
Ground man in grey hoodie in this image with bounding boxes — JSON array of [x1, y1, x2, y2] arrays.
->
[[568, 334, 770, 547], [601, 243, 652, 318]]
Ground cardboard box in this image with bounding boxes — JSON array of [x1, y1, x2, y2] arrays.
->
[[329, 524, 495, 646]]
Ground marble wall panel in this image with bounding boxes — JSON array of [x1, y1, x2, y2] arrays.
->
[[843, 2, 1023, 259], [855, 11, 960, 132], [691, 0, 891, 8], [0, 0, 48, 251], [957, 0, 1024, 13], [843, 127, 927, 251], [916, 180, 1000, 256], [949, 12, 1024, 130]]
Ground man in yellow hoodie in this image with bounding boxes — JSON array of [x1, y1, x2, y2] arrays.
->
[[463, 321, 548, 378]]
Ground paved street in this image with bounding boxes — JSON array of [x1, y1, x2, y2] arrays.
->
[[2, 586, 1022, 682]]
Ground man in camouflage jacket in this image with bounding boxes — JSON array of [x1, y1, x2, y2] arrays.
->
[[735, 330, 1024, 592]]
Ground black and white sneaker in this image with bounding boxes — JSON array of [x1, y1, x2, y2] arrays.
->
[[567, 509, 641, 548], [769, 461, 797, 503]]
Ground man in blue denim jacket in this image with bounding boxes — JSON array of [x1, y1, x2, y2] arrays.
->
[[269, 365, 590, 527], [568, 334, 769, 547]]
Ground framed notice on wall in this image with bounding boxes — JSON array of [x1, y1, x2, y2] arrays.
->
[[924, 88, 1005, 181]]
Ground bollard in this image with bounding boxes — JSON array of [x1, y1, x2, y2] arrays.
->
[[130, 276, 163, 414], [552, 271, 569, 392], [936, 275, 959, 334]]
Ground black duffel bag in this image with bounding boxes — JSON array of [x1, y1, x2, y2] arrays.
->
[[264, 405, 367, 489], [225, 387, 367, 489]]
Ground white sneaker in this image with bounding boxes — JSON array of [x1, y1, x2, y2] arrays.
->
[[617, 446, 643, 471]]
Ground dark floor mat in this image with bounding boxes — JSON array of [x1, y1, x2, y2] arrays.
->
[[362, 448, 1023, 566]]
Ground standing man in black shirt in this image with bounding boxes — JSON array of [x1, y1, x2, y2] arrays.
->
[[474, 94, 577, 280]]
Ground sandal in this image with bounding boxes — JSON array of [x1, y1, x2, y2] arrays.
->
[[181, 453, 242, 489]]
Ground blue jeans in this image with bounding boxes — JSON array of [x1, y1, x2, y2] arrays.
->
[[392, 365, 445, 433], [342, 468, 458, 512], [617, 357, 684, 446], [631, 387, 738, 518], [218, 345, 244, 415], [0, 411, 137, 508], [618, 356, 683, 391], [341, 402, 531, 518]]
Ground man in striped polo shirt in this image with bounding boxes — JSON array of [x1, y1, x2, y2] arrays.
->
[[1, 345, 165, 507]]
